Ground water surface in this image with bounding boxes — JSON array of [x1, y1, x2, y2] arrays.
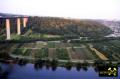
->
[[0, 63, 119, 79]]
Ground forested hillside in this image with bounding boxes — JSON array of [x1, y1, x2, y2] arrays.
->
[[28, 16, 112, 37]]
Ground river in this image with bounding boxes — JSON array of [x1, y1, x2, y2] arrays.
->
[[0, 63, 120, 79]]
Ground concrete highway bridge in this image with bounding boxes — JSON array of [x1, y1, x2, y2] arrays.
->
[[0, 16, 28, 40]]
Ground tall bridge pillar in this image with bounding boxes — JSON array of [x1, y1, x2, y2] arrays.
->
[[17, 18, 21, 35], [23, 17, 28, 27], [6, 19, 11, 40], [1, 17, 28, 40]]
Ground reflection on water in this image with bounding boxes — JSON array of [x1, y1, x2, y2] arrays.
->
[[0, 63, 120, 79]]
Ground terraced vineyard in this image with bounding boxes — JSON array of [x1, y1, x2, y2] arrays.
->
[[35, 48, 48, 58], [12, 48, 32, 56], [48, 48, 56, 59], [1, 40, 120, 61], [56, 48, 70, 60], [73, 48, 95, 60], [6, 42, 97, 60]]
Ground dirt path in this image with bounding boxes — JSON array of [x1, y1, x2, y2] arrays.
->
[[90, 47, 108, 60]]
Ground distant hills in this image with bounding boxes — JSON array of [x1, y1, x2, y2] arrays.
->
[[95, 20, 120, 29], [0, 13, 28, 18], [0, 13, 115, 37], [0, 13, 20, 17]]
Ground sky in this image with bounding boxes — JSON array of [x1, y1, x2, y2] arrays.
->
[[0, 0, 120, 20]]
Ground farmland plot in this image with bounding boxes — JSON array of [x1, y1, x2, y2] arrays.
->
[[47, 42, 55, 48], [35, 48, 48, 58], [67, 48, 79, 60], [62, 43, 71, 47], [54, 43, 60, 48], [48, 48, 56, 59], [71, 43, 82, 47], [56, 48, 70, 60], [20, 43, 36, 48], [74, 48, 95, 60], [12, 48, 32, 56], [36, 42, 47, 48]]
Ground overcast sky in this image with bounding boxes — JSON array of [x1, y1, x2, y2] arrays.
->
[[0, 0, 120, 20]]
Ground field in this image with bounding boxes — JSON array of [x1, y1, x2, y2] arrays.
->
[[73, 48, 95, 60], [56, 48, 70, 60], [1, 40, 120, 62], [2, 42, 97, 61]]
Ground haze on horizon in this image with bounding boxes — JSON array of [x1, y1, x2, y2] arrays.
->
[[0, 0, 120, 20]]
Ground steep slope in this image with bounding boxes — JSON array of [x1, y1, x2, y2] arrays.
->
[[28, 16, 112, 37]]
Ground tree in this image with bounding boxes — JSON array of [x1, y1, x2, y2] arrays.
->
[[65, 61, 73, 71]]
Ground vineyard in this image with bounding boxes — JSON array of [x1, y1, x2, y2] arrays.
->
[[0, 40, 120, 62]]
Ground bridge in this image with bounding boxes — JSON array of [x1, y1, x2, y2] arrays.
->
[[0, 16, 28, 40]]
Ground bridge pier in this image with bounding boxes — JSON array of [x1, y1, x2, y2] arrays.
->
[[17, 18, 21, 35], [1, 17, 28, 40], [6, 19, 11, 40], [23, 18, 28, 27]]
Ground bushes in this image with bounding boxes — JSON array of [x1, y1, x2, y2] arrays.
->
[[35, 48, 48, 58], [56, 48, 70, 60], [12, 49, 23, 55], [12, 48, 31, 56], [65, 61, 73, 70], [34, 59, 58, 71]]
